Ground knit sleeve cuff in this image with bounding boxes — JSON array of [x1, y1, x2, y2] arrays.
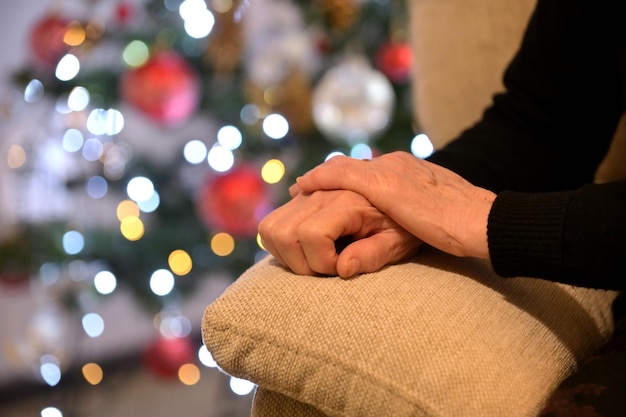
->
[[487, 190, 574, 279]]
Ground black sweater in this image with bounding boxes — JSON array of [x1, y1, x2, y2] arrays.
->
[[427, 0, 626, 290]]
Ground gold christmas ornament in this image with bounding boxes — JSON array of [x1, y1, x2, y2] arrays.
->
[[204, 2, 244, 74]]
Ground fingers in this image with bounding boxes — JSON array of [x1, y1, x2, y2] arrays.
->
[[258, 189, 419, 278], [336, 229, 422, 279]]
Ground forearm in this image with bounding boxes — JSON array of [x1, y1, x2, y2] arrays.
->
[[488, 180, 626, 290]]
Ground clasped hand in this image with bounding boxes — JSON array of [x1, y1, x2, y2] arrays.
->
[[258, 151, 496, 278]]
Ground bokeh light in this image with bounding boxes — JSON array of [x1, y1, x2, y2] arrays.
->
[[82, 312, 105, 338], [86, 175, 108, 199], [116, 199, 140, 221], [7, 145, 27, 169], [210, 233, 235, 256], [82, 363, 104, 385], [262, 113, 289, 139], [120, 216, 144, 241], [198, 345, 217, 368], [40, 362, 61, 387], [86, 108, 124, 136], [55, 54, 80, 81], [350, 143, 373, 160], [41, 406, 63, 417], [256, 233, 266, 251], [178, 363, 201, 385], [64, 21, 86, 46], [168, 249, 193, 276], [127, 176, 155, 202], [62, 128, 84, 152], [94, 270, 117, 295], [179, 0, 214, 39], [229, 377, 255, 396], [261, 159, 285, 184], [122, 40, 150, 67], [82, 138, 104, 161], [207, 145, 235, 172], [62, 230, 85, 255], [217, 125, 243, 150], [24, 79, 44, 103], [411, 133, 434, 159], [150, 269, 175, 296], [325, 151, 345, 162], [183, 139, 208, 164], [67, 86, 90, 111], [137, 191, 160, 213]]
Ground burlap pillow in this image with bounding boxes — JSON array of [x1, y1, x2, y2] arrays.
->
[[202, 247, 617, 417]]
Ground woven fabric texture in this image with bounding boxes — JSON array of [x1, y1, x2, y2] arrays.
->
[[202, 247, 617, 417]]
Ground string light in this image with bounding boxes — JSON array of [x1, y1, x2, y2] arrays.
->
[[82, 363, 104, 385], [261, 159, 285, 184], [168, 249, 193, 276]]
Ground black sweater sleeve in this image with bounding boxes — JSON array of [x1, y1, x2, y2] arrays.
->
[[426, 0, 626, 289]]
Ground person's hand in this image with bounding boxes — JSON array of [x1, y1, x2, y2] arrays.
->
[[291, 151, 496, 260], [258, 189, 422, 278]]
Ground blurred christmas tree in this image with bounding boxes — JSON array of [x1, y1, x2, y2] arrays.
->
[[1, 0, 424, 313]]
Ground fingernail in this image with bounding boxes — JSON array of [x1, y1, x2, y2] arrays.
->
[[346, 258, 360, 278]]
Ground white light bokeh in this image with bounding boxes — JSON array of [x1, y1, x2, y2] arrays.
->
[[62, 231, 85, 255], [67, 86, 90, 112], [183, 140, 208, 164], [217, 125, 243, 150], [150, 269, 175, 296], [24, 79, 44, 103], [55, 54, 80, 82], [94, 270, 117, 295], [41, 406, 63, 417], [198, 345, 217, 368], [86, 108, 125, 136], [229, 377, 255, 396], [411, 133, 434, 159], [183, 9, 215, 38], [325, 151, 345, 162], [62, 128, 84, 152], [127, 176, 155, 202], [350, 143, 373, 160], [40, 362, 62, 387], [82, 313, 105, 338], [262, 113, 289, 140], [82, 138, 104, 161], [207, 145, 235, 172], [137, 190, 160, 213]]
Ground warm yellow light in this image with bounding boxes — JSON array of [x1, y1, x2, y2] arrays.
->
[[64, 21, 86, 46], [82, 362, 104, 385], [256, 233, 266, 251], [178, 363, 201, 386], [168, 249, 193, 276], [116, 199, 140, 221], [210, 233, 235, 257], [120, 216, 144, 241], [261, 159, 285, 184], [7, 145, 26, 169]]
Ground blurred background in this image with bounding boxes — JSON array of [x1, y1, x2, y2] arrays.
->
[[0, 0, 428, 415]]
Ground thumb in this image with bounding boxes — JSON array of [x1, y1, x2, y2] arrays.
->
[[336, 232, 421, 279]]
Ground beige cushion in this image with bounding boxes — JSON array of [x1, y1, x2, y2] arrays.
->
[[409, 0, 536, 149], [202, 248, 617, 417]]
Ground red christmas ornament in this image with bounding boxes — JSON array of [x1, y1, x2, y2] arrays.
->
[[28, 13, 71, 68], [143, 335, 195, 379], [197, 165, 270, 237], [375, 42, 413, 84], [121, 51, 200, 126]]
